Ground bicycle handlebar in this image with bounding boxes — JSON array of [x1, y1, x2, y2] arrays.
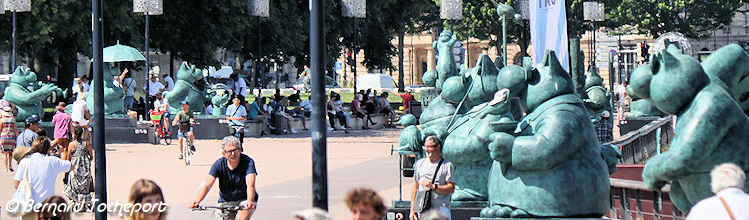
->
[[191, 205, 241, 212], [191, 201, 248, 211]]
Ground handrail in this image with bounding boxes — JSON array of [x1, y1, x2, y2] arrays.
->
[[610, 116, 675, 164], [610, 117, 671, 146]]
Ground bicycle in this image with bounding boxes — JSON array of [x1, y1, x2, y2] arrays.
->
[[149, 110, 172, 145], [192, 201, 247, 220], [179, 120, 199, 166], [219, 119, 245, 152]]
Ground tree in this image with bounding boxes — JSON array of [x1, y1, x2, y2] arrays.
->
[[0, 0, 92, 89], [602, 0, 744, 39], [389, 0, 440, 92]]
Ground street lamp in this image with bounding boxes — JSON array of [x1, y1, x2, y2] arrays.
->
[[490, 0, 520, 67], [342, 0, 365, 92], [4, 0, 31, 72], [134, 0, 162, 111], [248, 0, 268, 90], [440, 0, 462, 20], [309, 0, 328, 210], [583, 1, 604, 67]]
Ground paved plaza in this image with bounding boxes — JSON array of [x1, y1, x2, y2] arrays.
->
[[0, 129, 416, 219]]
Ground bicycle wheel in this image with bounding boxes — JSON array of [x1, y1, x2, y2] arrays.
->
[[183, 141, 191, 166], [152, 127, 160, 145]]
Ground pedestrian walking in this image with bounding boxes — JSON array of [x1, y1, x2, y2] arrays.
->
[[17, 115, 40, 148], [410, 136, 455, 220], [51, 102, 72, 160], [14, 137, 72, 219], [594, 111, 613, 144], [64, 126, 94, 210], [687, 163, 749, 220], [1, 100, 18, 173]]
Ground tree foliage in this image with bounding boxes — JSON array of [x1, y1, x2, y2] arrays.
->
[[602, 0, 745, 39]]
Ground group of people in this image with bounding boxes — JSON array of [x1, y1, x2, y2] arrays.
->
[[329, 88, 414, 131], [0, 92, 97, 219]]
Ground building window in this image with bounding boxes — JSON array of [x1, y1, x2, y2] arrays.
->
[[745, 12, 749, 27]]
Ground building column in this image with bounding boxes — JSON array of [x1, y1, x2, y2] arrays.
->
[[427, 49, 435, 70]]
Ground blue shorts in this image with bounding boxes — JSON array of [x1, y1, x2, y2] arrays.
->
[[178, 127, 193, 138]]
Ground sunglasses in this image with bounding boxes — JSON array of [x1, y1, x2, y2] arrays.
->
[[224, 148, 240, 154]]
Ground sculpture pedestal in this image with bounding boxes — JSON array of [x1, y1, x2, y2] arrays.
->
[[38, 118, 149, 144]]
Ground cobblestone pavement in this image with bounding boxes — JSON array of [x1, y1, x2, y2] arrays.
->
[[0, 128, 417, 219]]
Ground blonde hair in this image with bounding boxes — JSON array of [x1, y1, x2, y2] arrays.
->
[[126, 179, 167, 220], [710, 163, 746, 193]]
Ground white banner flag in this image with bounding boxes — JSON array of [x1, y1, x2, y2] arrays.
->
[[529, 0, 569, 73]]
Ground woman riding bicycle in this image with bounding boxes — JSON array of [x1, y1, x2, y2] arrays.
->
[[172, 101, 195, 160], [190, 136, 258, 220]]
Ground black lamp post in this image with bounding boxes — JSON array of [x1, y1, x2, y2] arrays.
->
[[583, 1, 604, 68], [249, 0, 268, 92], [4, 0, 31, 72], [342, 0, 365, 92], [309, 0, 328, 210], [91, 0, 105, 218], [134, 0, 163, 111]]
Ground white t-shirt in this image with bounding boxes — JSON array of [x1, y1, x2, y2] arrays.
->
[[14, 153, 71, 203], [149, 81, 165, 96], [71, 100, 89, 126], [154, 99, 169, 112], [687, 187, 749, 220]]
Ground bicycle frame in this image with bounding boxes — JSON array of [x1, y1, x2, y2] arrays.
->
[[179, 121, 198, 166], [192, 204, 243, 220], [219, 119, 246, 150]]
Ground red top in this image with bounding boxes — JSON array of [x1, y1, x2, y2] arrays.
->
[[399, 93, 414, 111]]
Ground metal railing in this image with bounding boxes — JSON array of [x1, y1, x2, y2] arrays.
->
[[609, 178, 684, 220], [609, 117, 674, 164], [607, 116, 685, 220]]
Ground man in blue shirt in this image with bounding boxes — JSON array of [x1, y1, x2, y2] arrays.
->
[[17, 115, 40, 148], [225, 96, 247, 148], [191, 136, 258, 220]]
